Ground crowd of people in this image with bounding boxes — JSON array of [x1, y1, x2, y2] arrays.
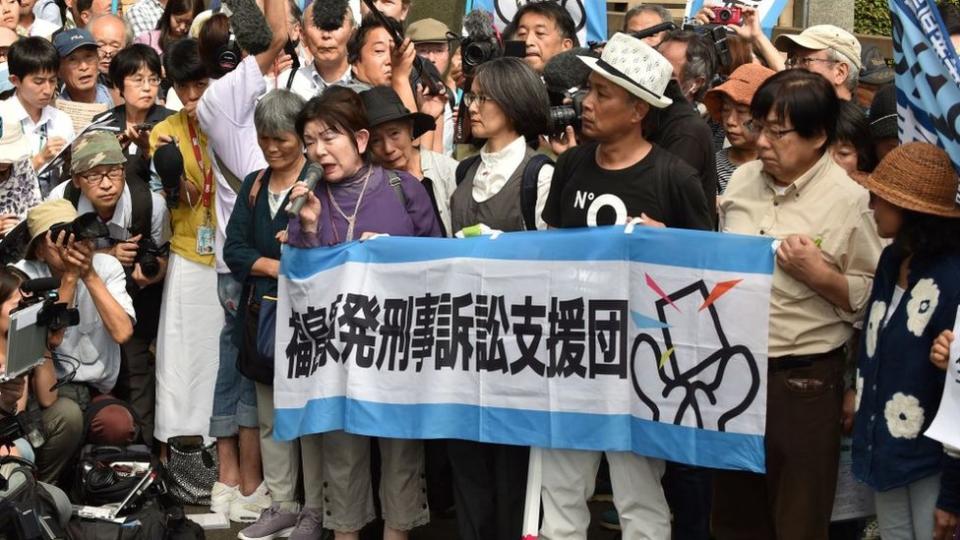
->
[[0, 0, 959, 538]]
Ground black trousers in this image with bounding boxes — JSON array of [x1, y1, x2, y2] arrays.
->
[[114, 282, 162, 446], [447, 440, 529, 540]]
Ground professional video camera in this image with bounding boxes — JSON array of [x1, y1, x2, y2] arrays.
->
[[459, 9, 525, 78], [543, 47, 597, 136], [16, 278, 80, 332]]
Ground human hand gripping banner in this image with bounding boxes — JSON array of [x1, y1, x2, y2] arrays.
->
[[273, 226, 774, 473]]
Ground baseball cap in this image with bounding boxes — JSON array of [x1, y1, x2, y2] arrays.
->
[[775, 25, 862, 71], [53, 28, 98, 58], [407, 18, 453, 44], [70, 131, 126, 175]]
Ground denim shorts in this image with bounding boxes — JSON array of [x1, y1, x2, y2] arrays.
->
[[209, 272, 258, 438]]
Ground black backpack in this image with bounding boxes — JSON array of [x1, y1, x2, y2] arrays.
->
[[66, 494, 205, 540], [455, 153, 553, 231], [73, 443, 155, 507], [0, 457, 69, 540]]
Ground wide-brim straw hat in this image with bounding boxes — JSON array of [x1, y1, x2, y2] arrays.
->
[[852, 142, 960, 218]]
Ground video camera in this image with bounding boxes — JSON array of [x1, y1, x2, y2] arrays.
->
[[16, 278, 80, 332], [458, 9, 525, 79]]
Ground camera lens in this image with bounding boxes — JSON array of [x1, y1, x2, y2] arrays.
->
[[718, 8, 732, 22], [549, 106, 579, 135]]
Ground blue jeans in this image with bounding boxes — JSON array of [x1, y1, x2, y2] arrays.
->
[[209, 272, 257, 438]]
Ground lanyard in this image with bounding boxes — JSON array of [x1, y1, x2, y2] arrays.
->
[[186, 119, 213, 210]]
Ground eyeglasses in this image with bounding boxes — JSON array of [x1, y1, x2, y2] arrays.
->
[[126, 76, 161, 88], [743, 120, 797, 141], [79, 167, 124, 185], [463, 92, 492, 107], [785, 56, 841, 69]]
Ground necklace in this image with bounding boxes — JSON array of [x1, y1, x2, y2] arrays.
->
[[326, 166, 373, 242]]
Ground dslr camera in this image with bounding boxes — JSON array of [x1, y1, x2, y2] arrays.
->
[[131, 236, 169, 280], [549, 89, 588, 136], [47, 213, 111, 243]]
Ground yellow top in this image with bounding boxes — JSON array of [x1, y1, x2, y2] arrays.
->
[[149, 110, 216, 267]]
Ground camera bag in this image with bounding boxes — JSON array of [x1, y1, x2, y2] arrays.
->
[[0, 457, 69, 540], [73, 443, 154, 507]]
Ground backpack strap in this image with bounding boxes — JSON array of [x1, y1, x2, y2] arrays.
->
[[455, 155, 482, 186], [213, 151, 244, 194], [63, 181, 81, 208], [127, 179, 154, 241], [247, 168, 269, 209], [386, 169, 406, 207], [520, 154, 553, 231]]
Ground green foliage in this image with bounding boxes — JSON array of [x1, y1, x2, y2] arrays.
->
[[855, 0, 892, 36]]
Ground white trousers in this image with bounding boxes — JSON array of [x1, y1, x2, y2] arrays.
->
[[540, 449, 670, 540]]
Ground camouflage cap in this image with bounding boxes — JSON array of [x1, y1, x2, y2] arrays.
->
[[70, 130, 126, 175]]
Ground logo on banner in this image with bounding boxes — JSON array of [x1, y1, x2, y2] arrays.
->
[[491, 0, 586, 33]]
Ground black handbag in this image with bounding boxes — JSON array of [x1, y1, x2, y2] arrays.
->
[[74, 444, 154, 506]]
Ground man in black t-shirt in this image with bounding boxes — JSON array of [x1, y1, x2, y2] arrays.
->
[[538, 32, 710, 540], [542, 37, 712, 232]]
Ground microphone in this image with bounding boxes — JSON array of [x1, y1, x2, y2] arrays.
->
[[21, 277, 61, 294], [224, 0, 273, 55], [543, 47, 597, 96], [462, 9, 496, 41], [153, 144, 184, 209], [287, 162, 324, 216], [312, 0, 349, 31]]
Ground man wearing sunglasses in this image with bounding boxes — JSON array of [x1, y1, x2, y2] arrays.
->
[[775, 24, 862, 101]]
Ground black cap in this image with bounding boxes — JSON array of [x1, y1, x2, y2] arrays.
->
[[869, 84, 898, 140], [360, 86, 436, 139]]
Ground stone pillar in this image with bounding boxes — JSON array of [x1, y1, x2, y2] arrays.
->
[[799, 0, 856, 31]]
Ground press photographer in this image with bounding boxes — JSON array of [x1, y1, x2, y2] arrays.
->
[[47, 130, 169, 447], [17, 198, 136, 482]]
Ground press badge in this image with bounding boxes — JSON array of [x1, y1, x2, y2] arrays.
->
[[196, 225, 215, 255]]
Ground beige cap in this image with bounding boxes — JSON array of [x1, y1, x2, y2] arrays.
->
[[775, 25, 862, 70], [26, 199, 78, 253], [0, 121, 31, 164], [407, 18, 452, 43]]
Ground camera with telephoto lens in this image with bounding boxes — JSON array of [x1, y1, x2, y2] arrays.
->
[[682, 21, 733, 70], [132, 237, 169, 279], [549, 89, 587, 136], [46, 213, 111, 243], [711, 6, 743, 25]]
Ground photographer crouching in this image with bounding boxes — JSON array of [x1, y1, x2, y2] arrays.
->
[[17, 197, 137, 482], [48, 131, 169, 448]]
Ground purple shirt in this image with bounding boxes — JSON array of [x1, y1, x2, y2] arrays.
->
[[287, 165, 442, 247]]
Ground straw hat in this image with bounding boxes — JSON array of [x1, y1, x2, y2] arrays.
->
[[0, 121, 31, 164], [577, 32, 673, 109], [852, 142, 960, 218]]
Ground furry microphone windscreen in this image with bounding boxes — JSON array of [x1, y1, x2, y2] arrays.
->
[[224, 0, 272, 55], [313, 0, 349, 31], [543, 47, 597, 94], [462, 9, 495, 40]]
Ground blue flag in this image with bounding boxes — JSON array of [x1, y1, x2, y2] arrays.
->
[[891, 0, 960, 203], [465, 0, 606, 45]]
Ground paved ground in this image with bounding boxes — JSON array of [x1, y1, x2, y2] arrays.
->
[[196, 501, 622, 540]]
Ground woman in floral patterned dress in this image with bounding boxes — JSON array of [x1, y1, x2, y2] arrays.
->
[[850, 142, 960, 540]]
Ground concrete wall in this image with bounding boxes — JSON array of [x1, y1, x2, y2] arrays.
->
[[407, 0, 467, 32]]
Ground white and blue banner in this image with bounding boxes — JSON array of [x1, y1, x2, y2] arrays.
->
[[464, 0, 606, 46], [683, 0, 789, 33], [273, 226, 774, 472], [890, 0, 960, 203]]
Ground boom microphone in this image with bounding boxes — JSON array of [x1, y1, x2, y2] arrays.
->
[[543, 47, 597, 96], [630, 22, 677, 42], [462, 9, 496, 41], [223, 0, 273, 55], [287, 162, 325, 216], [312, 0, 349, 31], [154, 144, 184, 209]]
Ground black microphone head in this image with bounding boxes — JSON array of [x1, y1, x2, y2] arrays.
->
[[21, 277, 61, 294], [224, 0, 273, 55], [544, 47, 596, 94], [463, 9, 495, 40], [312, 0, 350, 31], [153, 144, 184, 188]]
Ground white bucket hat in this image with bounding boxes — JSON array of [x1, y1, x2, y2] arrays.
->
[[577, 32, 674, 109], [0, 121, 31, 164]]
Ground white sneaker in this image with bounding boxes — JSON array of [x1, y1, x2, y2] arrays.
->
[[230, 482, 272, 523], [210, 482, 239, 515]]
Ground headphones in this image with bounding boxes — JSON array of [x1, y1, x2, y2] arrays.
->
[[216, 33, 241, 73]]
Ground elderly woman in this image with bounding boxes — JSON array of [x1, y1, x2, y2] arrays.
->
[[286, 86, 441, 540], [224, 89, 318, 536], [362, 86, 458, 235], [716, 69, 883, 539]]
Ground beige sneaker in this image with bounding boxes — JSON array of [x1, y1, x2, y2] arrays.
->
[[230, 482, 272, 523], [210, 482, 239, 515]]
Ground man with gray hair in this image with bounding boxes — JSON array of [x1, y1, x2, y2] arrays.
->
[[623, 4, 673, 47], [89, 14, 133, 82], [775, 24, 862, 101]]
